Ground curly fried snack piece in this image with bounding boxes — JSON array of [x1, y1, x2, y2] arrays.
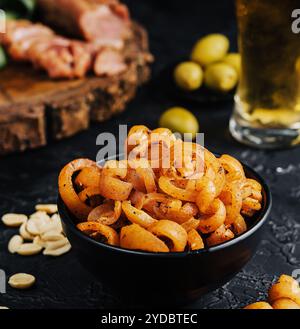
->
[[164, 141, 204, 180], [206, 224, 234, 247], [122, 201, 157, 228], [77, 222, 119, 246], [148, 128, 176, 169], [59, 159, 97, 220], [142, 191, 198, 224], [219, 180, 243, 225], [204, 150, 226, 197], [141, 192, 174, 210], [74, 166, 102, 189], [129, 158, 157, 193], [219, 154, 245, 182], [272, 298, 300, 309], [149, 220, 188, 252], [78, 186, 102, 203], [100, 174, 133, 201], [242, 178, 262, 199], [232, 215, 247, 235], [242, 197, 262, 217], [198, 199, 226, 234], [120, 224, 169, 252], [126, 168, 147, 193], [187, 229, 204, 251], [244, 302, 273, 310], [153, 198, 181, 218], [151, 128, 175, 140], [278, 274, 299, 285], [126, 125, 151, 155], [268, 275, 300, 306], [195, 177, 216, 214], [104, 160, 128, 178], [88, 200, 122, 225], [130, 190, 146, 209], [159, 176, 198, 202], [99, 161, 133, 201], [155, 201, 198, 224], [136, 167, 157, 193], [181, 218, 200, 232]]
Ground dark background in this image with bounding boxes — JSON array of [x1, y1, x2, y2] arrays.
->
[[1, 0, 300, 309]]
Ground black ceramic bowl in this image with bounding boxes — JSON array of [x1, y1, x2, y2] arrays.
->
[[58, 162, 272, 306]]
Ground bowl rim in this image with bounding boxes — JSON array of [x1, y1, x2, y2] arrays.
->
[[58, 159, 272, 258]]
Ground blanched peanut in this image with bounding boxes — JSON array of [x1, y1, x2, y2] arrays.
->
[[41, 230, 65, 241], [17, 243, 42, 256], [19, 222, 34, 241], [43, 243, 71, 256], [33, 236, 46, 248], [26, 219, 40, 236], [8, 235, 23, 254], [6, 207, 70, 258], [35, 204, 58, 214], [8, 273, 36, 289], [2, 214, 27, 227], [45, 238, 69, 251]]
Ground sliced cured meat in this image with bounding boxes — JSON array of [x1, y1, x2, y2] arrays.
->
[[37, 0, 131, 49], [0, 19, 127, 79], [94, 48, 127, 76], [1, 22, 92, 79]]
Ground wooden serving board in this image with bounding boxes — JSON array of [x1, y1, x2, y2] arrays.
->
[[0, 23, 152, 155]]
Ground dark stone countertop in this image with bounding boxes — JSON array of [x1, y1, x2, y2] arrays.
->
[[0, 0, 300, 309]]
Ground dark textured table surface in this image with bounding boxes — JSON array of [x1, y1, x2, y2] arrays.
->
[[1, 0, 300, 309]]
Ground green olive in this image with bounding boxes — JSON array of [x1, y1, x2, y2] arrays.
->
[[204, 63, 238, 92], [0, 46, 7, 70], [159, 107, 199, 139], [191, 34, 230, 66], [174, 62, 203, 91], [223, 53, 241, 77]]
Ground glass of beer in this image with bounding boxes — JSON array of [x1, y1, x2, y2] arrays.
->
[[230, 0, 300, 148]]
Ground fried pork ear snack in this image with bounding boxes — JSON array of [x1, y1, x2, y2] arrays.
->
[[58, 159, 100, 220], [268, 275, 300, 306], [187, 229, 204, 251], [122, 201, 157, 228], [78, 186, 102, 203], [244, 275, 300, 310], [206, 225, 234, 247], [77, 222, 119, 246], [148, 220, 187, 252], [58, 125, 264, 252], [272, 298, 300, 309], [120, 224, 169, 253], [75, 167, 102, 189], [87, 200, 122, 225], [244, 302, 273, 310], [198, 198, 226, 234], [159, 176, 198, 202], [99, 161, 133, 201]]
